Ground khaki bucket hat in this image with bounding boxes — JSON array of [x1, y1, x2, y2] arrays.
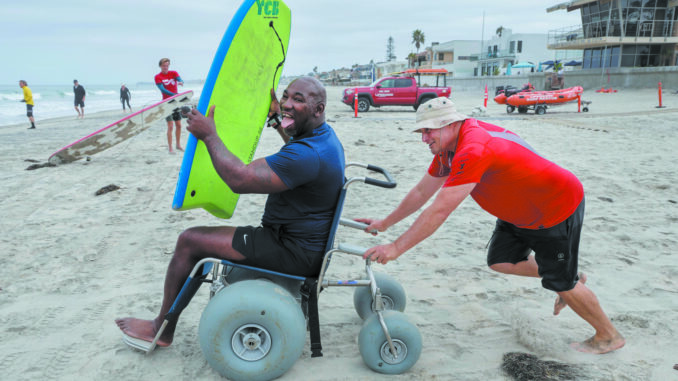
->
[[413, 97, 468, 132]]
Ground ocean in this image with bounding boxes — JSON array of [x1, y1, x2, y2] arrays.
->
[[0, 82, 204, 127]]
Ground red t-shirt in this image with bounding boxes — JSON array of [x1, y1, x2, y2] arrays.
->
[[154, 70, 180, 99], [428, 119, 583, 229]]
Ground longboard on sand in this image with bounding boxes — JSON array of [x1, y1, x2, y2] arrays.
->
[[48, 91, 194, 164], [171, 0, 291, 219]]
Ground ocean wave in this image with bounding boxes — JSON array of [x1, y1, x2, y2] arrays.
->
[[0, 93, 22, 101], [0, 92, 41, 100], [91, 90, 117, 96]]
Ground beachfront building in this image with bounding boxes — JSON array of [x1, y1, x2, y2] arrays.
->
[[410, 30, 579, 78], [427, 40, 481, 77], [474, 28, 582, 76], [547, 0, 678, 68], [374, 60, 409, 79]]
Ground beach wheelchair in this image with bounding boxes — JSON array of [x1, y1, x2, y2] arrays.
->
[[143, 163, 422, 381]]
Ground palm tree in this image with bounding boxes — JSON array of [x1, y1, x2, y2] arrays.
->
[[411, 29, 425, 67], [412, 29, 425, 53], [407, 53, 417, 68]]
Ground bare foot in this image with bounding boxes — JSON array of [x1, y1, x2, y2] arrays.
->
[[115, 317, 172, 347], [176, 146, 184, 152], [554, 272, 587, 315], [570, 333, 625, 354]]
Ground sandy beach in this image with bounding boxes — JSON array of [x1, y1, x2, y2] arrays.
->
[[1, 86, 676, 380]]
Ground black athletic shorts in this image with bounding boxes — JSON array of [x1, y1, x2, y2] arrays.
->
[[232, 225, 324, 277], [26, 104, 33, 117], [165, 109, 181, 122], [74, 99, 84, 107], [486, 199, 585, 292]]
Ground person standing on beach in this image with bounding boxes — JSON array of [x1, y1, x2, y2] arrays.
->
[[73, 80, 86, 119], [120, 84, 132, 112], [115, 77, 345, 350], [19, 80, 36, 129], [154, 58, 184, 153], [357, 97, 625, 355]]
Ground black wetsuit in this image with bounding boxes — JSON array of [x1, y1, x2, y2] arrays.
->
[[120, 87, 131, 110]]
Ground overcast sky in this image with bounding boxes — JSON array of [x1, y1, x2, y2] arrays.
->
[[2, 0, 581, 85]]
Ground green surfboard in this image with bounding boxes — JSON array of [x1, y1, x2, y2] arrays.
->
[[172, 0, 291, 219]]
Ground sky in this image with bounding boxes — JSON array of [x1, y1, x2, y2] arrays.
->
[[1, 0, 581, 86]]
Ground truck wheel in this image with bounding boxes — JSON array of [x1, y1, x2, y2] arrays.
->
[[353, 272, 406, 320], [358, 98, 370, 112], [414, 97, 434, 111], [506, 105, 515, 113], [535, 105, 546, 115], [358, 310, 422, 374], [582, 107, 589, 112], [198, 279, 306, 381]]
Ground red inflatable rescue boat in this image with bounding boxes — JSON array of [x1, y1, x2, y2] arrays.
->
[[507, 86, 583, 107], [505, 86, 587, 115]]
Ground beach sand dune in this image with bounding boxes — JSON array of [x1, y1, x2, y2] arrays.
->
[[1, 87, 676, 380]]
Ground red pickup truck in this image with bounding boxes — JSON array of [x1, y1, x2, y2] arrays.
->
[[341, 70, 451, 112]]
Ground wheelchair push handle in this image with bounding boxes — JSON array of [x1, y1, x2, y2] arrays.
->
[[365, 164, 396, 188], [346, 163, 396, 189], [339, 218, 377, 234]]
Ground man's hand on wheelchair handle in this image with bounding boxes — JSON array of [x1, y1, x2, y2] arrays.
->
[[363, 243, 400, 265]]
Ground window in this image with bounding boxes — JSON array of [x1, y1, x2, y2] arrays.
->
[[379, 79, 395, 88], [517, 40, 523, 53], [610, 46, 621, 67], [591, 48, 602, 68], [583, 49, 592, 68], [621, 45, 636, 66], [437, 53, 445, 61], [395, 78, 413, 88], [509, 41, 515, 53]]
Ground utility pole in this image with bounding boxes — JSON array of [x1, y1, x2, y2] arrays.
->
[[480, 11, 485, 76]]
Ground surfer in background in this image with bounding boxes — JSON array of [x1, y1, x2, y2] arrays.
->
[[19, 80, 36, 129], [120, 84, 132, 112], [154, 58, 184, 153], [356, 97, 625, 354], [115, 77, 346, 349], [73, 80, 86, 119]]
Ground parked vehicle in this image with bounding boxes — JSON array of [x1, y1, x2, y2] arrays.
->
[[341, 69, 451, 112]]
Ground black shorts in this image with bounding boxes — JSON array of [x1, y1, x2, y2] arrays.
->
[[165, 110, 181, 122], [75, 99, 85, 107], [26, 104, 33, 117], [232, 225, 324, 277], [486, 199, 585, 292]]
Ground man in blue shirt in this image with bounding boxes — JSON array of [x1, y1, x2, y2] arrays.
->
[[73, 80, 86, 119], [116, 77, 345, 349]]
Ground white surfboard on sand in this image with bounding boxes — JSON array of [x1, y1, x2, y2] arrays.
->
[[48, 91, 193, 164]]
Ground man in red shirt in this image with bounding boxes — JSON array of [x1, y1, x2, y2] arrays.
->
[[357, 97, 625, 354], [155, 58, 185, 153]]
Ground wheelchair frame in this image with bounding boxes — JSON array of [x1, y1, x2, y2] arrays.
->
[[143, 162, 420, 377]]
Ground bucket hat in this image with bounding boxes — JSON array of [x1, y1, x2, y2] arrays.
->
[[413, 97, 468, 132]]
